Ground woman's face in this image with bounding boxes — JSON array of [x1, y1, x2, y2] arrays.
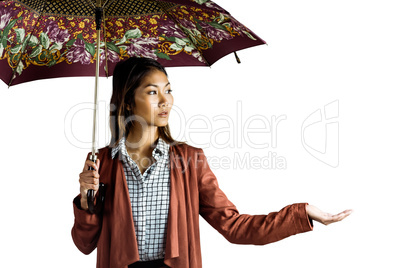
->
[[129, 69, 173, 128]]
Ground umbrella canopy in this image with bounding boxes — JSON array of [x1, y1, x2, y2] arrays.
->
[[0, 0, 267, 213], [0, 0, 266, 86]]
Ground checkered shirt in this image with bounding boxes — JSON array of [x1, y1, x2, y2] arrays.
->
[[111, 136, 170, 261]]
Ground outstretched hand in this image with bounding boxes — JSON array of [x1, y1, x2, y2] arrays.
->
[[306, 205, 353, 225]]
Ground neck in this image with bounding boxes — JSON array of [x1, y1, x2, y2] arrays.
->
[[125, 123, 159, 155]]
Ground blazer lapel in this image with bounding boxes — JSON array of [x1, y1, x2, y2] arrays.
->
[[110, 151, 140, 267], [164, 145, 181, 266]]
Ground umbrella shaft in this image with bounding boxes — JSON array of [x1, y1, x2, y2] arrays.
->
[[92, 29, 101, 156]]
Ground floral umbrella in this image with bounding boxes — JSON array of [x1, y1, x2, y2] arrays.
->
[[0, 0, 265, 86], [0, 0, 266, 213]]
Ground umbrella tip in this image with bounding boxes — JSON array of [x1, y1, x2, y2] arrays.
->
[[234, 51, 241, 64]]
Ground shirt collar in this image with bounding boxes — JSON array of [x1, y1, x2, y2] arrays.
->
[[111, 136, 170, 160]]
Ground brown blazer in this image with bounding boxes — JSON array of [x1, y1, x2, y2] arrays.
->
[[71, 143, 313, 268]]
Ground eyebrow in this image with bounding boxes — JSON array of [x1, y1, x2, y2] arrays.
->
[[145, 82, 170, 88]]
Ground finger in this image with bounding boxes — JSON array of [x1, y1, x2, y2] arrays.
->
[[79, 174, 100, 185], [81, 182, 100, 191], [83, 158, 90, 171], [343, 209, 354, 214], [80, 185, 99, 199], [83, 158, 99, 172], [79, 176, 99, 185], [328, 210, 353, 223], [79, 178, 99, 187], [83, 159, 91, 171], [88, 159, 100, 171], [96, 159, 100, 171], [80, 182, 100, 198], [79, 170, 100, 180], [334, 209, 353, 219]]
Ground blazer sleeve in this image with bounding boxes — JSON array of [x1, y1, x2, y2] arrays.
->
[[71, 152, 102, 255], [196, 148, 313, 245]]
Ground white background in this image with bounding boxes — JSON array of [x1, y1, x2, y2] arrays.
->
[[1, 0, 401, 267]]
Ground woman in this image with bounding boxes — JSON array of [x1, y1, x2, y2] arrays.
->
[[72, 57, 352, 268]]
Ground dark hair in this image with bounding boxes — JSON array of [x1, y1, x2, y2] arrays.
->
[[108, 57, 186, 148]]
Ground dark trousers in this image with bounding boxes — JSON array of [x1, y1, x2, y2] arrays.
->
[[128, 259, 169, 268]]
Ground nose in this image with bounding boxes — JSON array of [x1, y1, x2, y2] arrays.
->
[[159, 101, 168, 107], [159, 95, 169, 107]]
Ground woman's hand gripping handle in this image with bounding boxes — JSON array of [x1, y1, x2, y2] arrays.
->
[[79, 154, 100, 212]]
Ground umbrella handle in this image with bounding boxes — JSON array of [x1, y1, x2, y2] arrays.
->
[[87, 155, 106, 214]]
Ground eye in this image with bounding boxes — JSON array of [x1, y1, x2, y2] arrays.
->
[[166, 89, 173, 94], [148, 90, 157, 95]]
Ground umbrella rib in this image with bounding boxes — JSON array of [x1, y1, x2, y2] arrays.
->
[[103, 0, 117, 10], [155, 1, 212, 66], [83, 0, 96, 9]]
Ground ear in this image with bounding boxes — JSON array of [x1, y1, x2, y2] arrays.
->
[[126, 104, 131, 111]]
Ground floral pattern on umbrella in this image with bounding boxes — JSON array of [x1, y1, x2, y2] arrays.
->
[[0, 0, 264, 85]]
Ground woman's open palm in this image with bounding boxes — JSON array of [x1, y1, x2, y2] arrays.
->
[[306, 205, 353, 225]]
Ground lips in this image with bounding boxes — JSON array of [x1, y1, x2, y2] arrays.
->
[[158, 111, 168, 115]]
